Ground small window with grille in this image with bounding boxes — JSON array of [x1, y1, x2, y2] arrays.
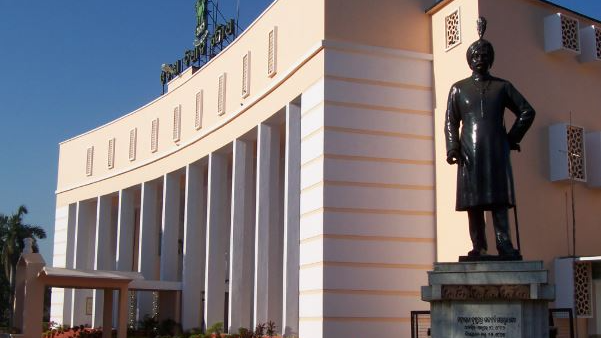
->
[[218, 73, 226, 116], [268, 27, 277, 77], [173, 105, 181, 142], [129, 128, 137, 161], [108, 138, 115, 169], [445, 9, 461, 51], [574, 262, 593, 317], [567, 125, 586, 181], [151, 118, 159, 153], [86, 146, 94, 176], [595, 27, 601, 60], [242, 51, 251, 98], [195, 91, 203, 130], [561, 14, 580, 52]]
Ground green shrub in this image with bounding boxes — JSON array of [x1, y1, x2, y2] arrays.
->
[[206, 322, 224, 335]]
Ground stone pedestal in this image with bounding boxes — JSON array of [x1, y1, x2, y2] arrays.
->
[[421, 261, 554, 338]]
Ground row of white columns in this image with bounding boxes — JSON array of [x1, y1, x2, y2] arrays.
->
[[61, 101, 301, 335]]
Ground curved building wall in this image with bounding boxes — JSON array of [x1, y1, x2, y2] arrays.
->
[[56, 0, 325, 205]]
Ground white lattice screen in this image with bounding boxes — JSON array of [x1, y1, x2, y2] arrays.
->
[[129, 128, 137, 161], [86, 147, 94, 176], [445, 9, 461, 51], [561, 15, 580, 52], [549, 123, 587, 182], [173, 105, 181, 142], [151, 118, 159, 153], [268, 27, 277, 77], [574, 262, 592, 317], [242, 52, 251, 98], [218, 73, 226, 116], [596, 27, 601, 59], [195, 91, 203, 130], [567, 125, 586, 181], [107, 138, 115, 169]]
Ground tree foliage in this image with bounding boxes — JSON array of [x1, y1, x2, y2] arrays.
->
[[0, 205, 46, 327]]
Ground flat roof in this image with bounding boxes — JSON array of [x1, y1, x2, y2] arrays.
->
[[38, 267, 143, 289]]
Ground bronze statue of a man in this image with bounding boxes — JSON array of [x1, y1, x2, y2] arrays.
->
[[445, 18, 535, 260]]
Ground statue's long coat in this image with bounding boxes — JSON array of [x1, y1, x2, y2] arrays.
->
[[445, 75, 535, 211]]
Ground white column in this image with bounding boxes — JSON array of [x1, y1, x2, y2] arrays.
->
[[62, 203, 77, 326], [117, 287, 129, 338], [93, 195, 115, 327], [102, 289, 114, 338], [138, 181, 160, 319], [228, 139, 256, 332], [254, 123, 283, 326], [282, 102, 301, 337], [116, 189, 135, 271], [73, 200, 97, 326], [204, 153, 229, 328], [161, 172, 181, 281], [182, 163, 208, 330]]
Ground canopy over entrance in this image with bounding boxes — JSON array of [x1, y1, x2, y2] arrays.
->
[[38, 267, 143, 289]]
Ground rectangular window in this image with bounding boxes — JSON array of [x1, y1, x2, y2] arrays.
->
[[151, 118, 159, 153], [445, 9, 461, 51], [242, 51, 251, 98], [560, 14, 580, 52], [108, 138, 115, 169], [268, 27, 277, 77], [218, 73, 226, 116], [129, 128, 137, 161], [173, 105, 181, 142], [595, 27, 601, 60], [195, 91, 203, 130], [567, 125, 586, 181], [86, 146, 94, 176]]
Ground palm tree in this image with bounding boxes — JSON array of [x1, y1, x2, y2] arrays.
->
[[0, 205, 46, 327]]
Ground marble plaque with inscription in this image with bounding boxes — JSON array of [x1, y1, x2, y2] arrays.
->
[[453, 301, 521, 337]]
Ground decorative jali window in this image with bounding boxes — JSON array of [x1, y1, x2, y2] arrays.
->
[[445, 9, 461, 51], [242, 51, 251, 98], [574, 262, 592, 317], [129, 128, 137, 161], [567, 125, 586, 181], [561, 14, 580, 52], [173, 105, 181, 142], [268, 27, 277, 77], [107, 138, 115, 169], [86, 146, 94, 176], [195, 91, 203, 130], [151, 118, 159, 153], [218, 73, 226, 116], [595, 27, 601, 60]]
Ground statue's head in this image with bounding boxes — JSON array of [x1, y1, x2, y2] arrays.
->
[[466, 39, 495, 74], [466, 16, 495, 74]]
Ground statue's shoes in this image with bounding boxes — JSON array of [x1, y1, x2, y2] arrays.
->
[[498, 247, 522, 260], [467, 248, 489, 257]]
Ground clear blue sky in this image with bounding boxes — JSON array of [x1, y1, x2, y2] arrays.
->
[[0, 0, 599, 263]]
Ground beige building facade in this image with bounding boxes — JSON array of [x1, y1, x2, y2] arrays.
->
[[51, 0, 601, 337]]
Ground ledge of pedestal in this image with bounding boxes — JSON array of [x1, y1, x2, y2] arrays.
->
[[422, 261, 554, 302], [421, 260, 556, 338]]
